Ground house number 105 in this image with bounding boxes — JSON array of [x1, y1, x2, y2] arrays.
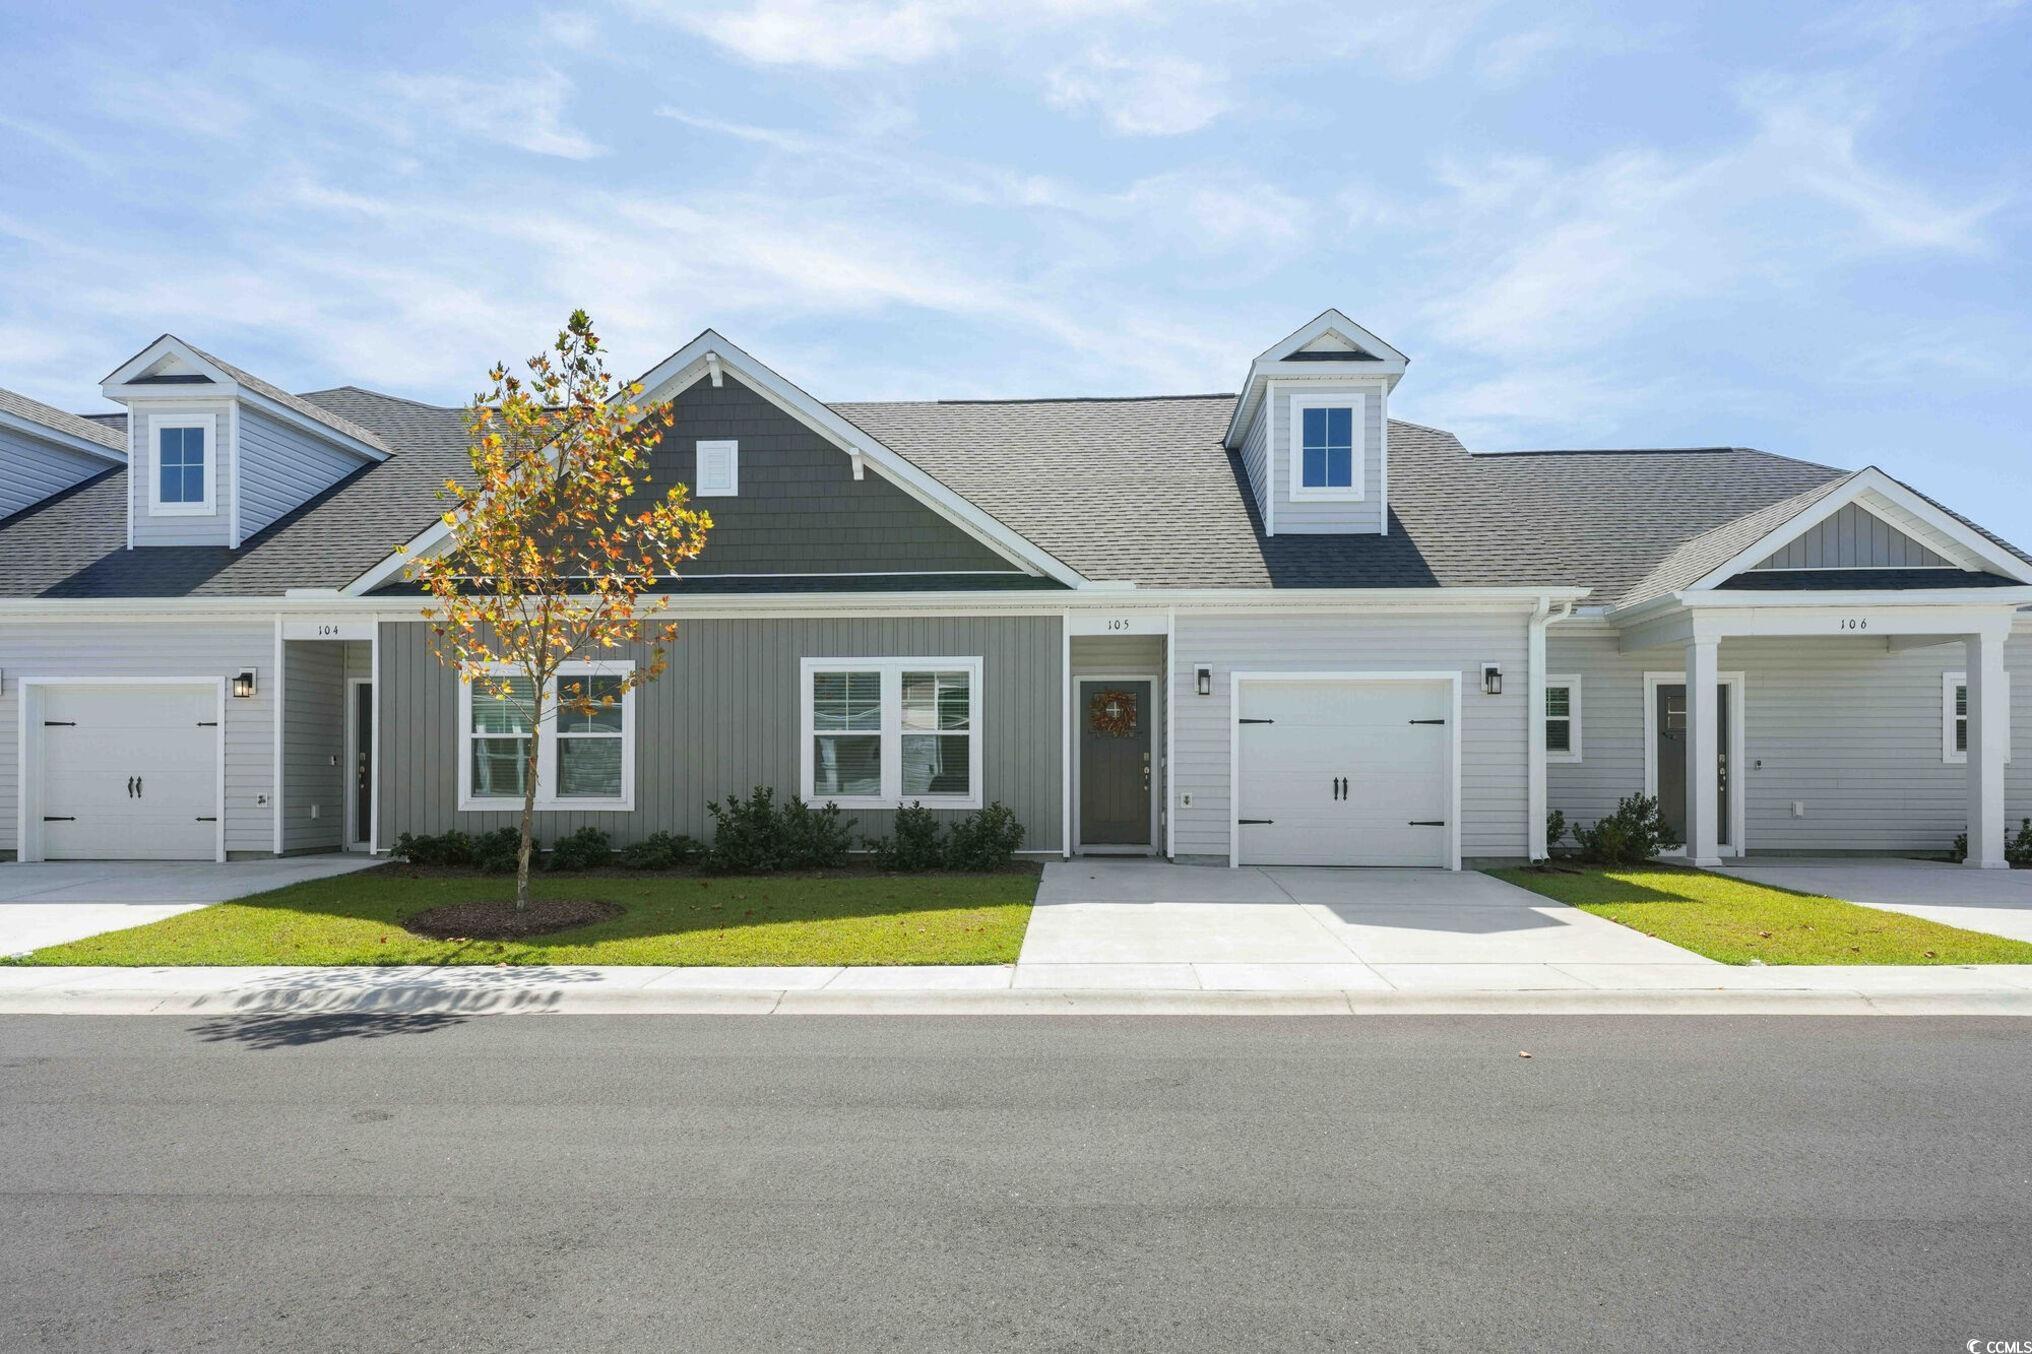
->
[[1106, 618, 1134, 631], [1838, 618, 1868, 631]]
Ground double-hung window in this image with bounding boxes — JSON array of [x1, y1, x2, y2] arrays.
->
[[802, 657, 982, 809], [151, 415, 215, 514], [1545, 676, 1581, 762], [460, 661, 635, 809], [1944, 671, 2011, 765], [1289, 393, 1364, 500]]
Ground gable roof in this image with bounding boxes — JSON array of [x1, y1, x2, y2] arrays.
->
[[0, 386, 127, 459], [103, 335, 393, 460]]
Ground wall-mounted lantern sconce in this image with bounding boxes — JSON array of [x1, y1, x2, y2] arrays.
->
[[1481, 663, 1502, 697], [1195, 666, 1212, 697], [233, 669, 258, 699]]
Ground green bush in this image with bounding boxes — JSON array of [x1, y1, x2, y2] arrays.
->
[[1572, 793, 1672, 866], [546, 826, 613, 872], [391, 830, 475, 867], [472, 827, 528, 875], [619, 831, 699, 870], [1545, 809, 1568, 855], [1958, 819, 2032, 867], [779, 795, 853, 869], [869, 802, 945, 871], [944, 803, 1025, 871]]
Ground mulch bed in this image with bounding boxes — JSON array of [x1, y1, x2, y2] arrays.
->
[[403, 899, 623, 941]]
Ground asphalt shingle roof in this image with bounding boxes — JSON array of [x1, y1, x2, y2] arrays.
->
[[0, 386, 127, 455], [0, 380, 2017, 606]]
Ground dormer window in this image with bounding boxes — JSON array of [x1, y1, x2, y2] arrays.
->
[[1290, 393, 1365, 501], [151, 415, 215, 514]]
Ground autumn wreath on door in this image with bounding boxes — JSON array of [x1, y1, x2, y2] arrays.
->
[[1088, 687, 1139, 738]]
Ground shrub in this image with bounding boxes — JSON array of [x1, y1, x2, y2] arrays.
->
[[1951, 831, 1969, 864], [392, 830, 475, 867], [546, 826, 613, 872], [869, 802, 945, 871], [1572, 793, 1672, 866], [2011, 819, 2032, 869], [1545, 809, 1568, 855], [705, 786, 788, 872], [471, 827, 528, 875], [944, 802, 1025, 871], [619, 831, 699, 870], [779, 796, 853, 869]]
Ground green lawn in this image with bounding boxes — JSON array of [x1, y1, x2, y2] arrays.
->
[[1489, 864, 2032, 965], [6, 866, 1039, 967]]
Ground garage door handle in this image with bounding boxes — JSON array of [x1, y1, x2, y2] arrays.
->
[[1239, 818, 1275, 825], [1408, 820, 1445, 827], [1408, 718, 1446, 726], [127, 776, 136, 798]]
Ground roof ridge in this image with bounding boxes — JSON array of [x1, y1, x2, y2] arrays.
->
[[835, 393, 1238, 408], [303, 384, 462, 413]]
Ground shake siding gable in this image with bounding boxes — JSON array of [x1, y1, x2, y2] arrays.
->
[[376, 615, 1063, 850], [0, 426, 109, 520]]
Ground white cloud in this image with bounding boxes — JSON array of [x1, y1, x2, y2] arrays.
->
[[638, 0, 966, 68], [1045, 48, 1229, 136], [382, 68, 606, 160], [537, 9, 603, 51]]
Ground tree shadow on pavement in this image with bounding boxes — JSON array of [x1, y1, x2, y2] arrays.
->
[[187, 1011, 470, 1050]]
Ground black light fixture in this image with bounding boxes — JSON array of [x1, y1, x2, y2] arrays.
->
[[1195, 666, 1212, 697], [1481, 663, 1502, 696], [233, 669, 258, 699]]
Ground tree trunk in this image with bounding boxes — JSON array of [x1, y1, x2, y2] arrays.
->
[[516, 730, 540, 912]]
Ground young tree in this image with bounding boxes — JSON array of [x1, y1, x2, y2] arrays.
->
[[409, 311, 711, 910]]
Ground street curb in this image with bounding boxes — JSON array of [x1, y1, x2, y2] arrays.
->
[[3, 983, 2031, 1017]]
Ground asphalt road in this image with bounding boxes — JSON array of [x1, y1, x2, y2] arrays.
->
[[3, 1014, 2028, 1352]]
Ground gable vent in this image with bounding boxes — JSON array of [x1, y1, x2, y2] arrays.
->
[[695, 439, 738, 496]]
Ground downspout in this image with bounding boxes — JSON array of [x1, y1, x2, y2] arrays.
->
[[1525, 595, 1575, 861]]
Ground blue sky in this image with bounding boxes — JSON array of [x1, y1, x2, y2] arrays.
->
[[3, 0, 2028, 539]]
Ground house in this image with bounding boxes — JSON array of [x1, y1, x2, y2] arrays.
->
[[1, 311, 2028, 871]]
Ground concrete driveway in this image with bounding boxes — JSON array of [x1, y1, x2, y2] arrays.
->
[[1721, 857, 2032, 944], [0, 856, 382, 956], [1019, 861, 1714, 991]]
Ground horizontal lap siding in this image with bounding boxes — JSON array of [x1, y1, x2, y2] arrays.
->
[[1170, 612, 1529, 860], [1267, 378, 1386, 535], [1548, 631, 2032, 853], [0, 622, 274, 854], [238, 408, 363, 538], [378, 615, 1063, 850], [0, 426, 107, 519], [128, 404, 235, 547]]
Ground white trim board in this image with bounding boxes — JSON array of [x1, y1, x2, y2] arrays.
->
[[1641, 670, 1748, 858], [1226, 670, 1463, 872]]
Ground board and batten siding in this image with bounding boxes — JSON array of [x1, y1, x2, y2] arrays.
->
[[238, 407, 364, 539], [1547, 629, 2032, 854], [127, 402, 236, 547], [0, 621, 275, 855], [282, 640, 346, 853], [0, 425, 111, 520], [1264, 377, 1387, 535], [377, 615, 1064, 850], [1751, 504, 1948, 570], [1169, 611, 1530, 861]]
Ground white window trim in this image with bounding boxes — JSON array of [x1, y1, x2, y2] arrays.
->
[[1287, 392, 1366, 502], [458, 659, 636, 811], [148, 413, 218, 516], [1546, 674, 1582, 764], [1943, 670, 2011, 765], [695, 438, 739, 496], [800, 656, 984, 811]]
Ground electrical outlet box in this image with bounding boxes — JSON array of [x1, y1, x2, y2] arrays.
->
[[1791, 801, 1806, 818], [310, 804, 320, 820], [1181, 792, 1193, 808]]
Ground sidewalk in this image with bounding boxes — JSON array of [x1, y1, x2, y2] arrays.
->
[[4, 961, 2031, 1016]]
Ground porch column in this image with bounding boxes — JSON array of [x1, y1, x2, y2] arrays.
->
[[1683, 636, 1722, 867], [1964, 625, 2009, 869]]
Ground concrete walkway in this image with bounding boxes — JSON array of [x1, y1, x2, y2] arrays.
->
[[0, 856, 381, 956], [1020, 860, 1715, 992], [1720, 857, 2032, 944]]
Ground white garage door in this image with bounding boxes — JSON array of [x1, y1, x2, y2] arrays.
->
[[36, 684, 219, 861], [1235, 678, 1452, 868]]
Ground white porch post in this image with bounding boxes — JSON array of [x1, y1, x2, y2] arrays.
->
[[1964, 623, 2009, 869], [1527, 599, 1550, 861], [1683, 635, 1722, 868]]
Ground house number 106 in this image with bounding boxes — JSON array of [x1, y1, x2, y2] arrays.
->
[[1838, 618, 1868, 631]]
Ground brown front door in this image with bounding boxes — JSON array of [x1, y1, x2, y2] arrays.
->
[[1079, 680, 1153, 848]]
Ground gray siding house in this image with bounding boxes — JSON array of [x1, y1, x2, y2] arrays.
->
[[3, 311, 2029, 870]]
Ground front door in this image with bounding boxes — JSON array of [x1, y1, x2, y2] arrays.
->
[[350, 681, 373, 847], [1656, 683, 1730, 849], [1079, 680, 1152, 849]]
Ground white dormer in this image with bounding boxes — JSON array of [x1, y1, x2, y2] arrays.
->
[[102, 336, 389, 550], [1223, 310, 1409, 536]]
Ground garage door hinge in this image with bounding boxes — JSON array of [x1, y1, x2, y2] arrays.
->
[[41, 815, 75, 822], [1238, 817, 1275, 825], [194, 816, 218, 822], [196, 721, 219, 727], [1408, 718, 1447, 725], [1238, 718, 1275, 725], [1408, 820, 1446, 827], [42, 720, 75, 727]]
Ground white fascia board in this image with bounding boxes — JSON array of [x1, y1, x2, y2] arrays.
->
[[232, 388, 388, 463], [1257, 309, 1409, 368], [101, 334, 230, 390], [1684, 467, 2032, 592], [104, 335, 386, 465], [1683, 586, 2032, 609], [0, 408, 127, 464]]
